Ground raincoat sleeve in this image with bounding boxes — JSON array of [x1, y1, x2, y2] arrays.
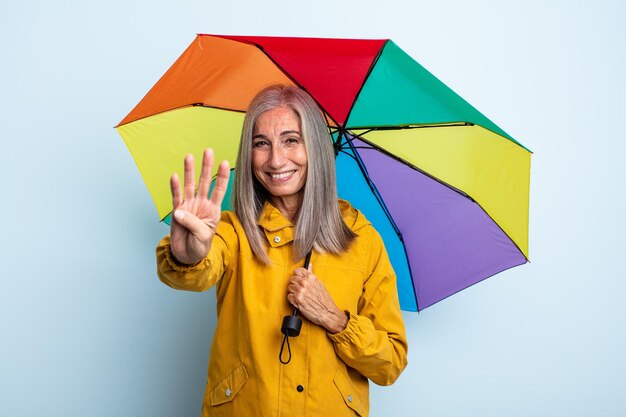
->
[[327, 228, 408, 386], [156, 217, 237, 292]]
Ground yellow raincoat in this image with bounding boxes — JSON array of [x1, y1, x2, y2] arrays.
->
[[156, 200, 408, 417]]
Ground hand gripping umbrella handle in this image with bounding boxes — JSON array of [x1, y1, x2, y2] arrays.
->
[[281, 251, 311, 336], [279, 251, 312, 364]]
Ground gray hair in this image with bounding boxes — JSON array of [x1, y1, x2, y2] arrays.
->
[[233, 85, 355, 264]]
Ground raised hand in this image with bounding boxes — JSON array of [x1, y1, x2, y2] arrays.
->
[[169, 149, 230, 265], [286, 265, 349, 334]]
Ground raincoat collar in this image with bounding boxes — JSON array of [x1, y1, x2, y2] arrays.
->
[[256, 199, 368, 248], [257, 202, 295, 248], [256, 202, 294, 233]]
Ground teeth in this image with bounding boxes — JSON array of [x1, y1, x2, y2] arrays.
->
[[271, 171, 295, 179]]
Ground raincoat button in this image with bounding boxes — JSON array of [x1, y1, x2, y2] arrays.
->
[[296, 385, 304, 392], [347, 395, 353, 403], [274, 236, 281, 243], [225, 388, 232, 397]]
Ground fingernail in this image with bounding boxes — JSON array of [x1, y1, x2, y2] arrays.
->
[[174, 210, 185, 221]]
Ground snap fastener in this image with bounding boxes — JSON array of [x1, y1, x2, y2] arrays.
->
[[274, 236, 281, 243], [225, 388, 232, 397], [347, 395, 353, 403], [296, 385, 304, 392]]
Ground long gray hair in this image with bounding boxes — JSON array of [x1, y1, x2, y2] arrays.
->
[[233, 85, 355, 265]]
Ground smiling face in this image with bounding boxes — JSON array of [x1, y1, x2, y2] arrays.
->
[[251, 106, 308, 216]]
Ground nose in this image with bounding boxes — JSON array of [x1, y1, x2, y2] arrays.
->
[[268, 145, 287, 169]]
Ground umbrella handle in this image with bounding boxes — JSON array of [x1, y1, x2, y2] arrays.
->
[[281, 311, 302, 337], [279, 251, 312, 364]]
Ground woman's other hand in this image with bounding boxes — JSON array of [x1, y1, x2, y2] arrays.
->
[[169, 149, 230, 265], [287, 265, 349, 334]]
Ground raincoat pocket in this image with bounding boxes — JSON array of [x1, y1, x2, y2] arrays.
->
[[209, 363, 248, 406], [333, 367, 365, 416]]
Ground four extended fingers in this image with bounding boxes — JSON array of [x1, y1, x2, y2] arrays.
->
[[172, 149, 230, 207]]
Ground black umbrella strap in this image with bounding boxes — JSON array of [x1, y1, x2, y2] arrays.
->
[[279, 333, 292, 364]]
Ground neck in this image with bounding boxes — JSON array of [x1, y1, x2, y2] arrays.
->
[[270, 194, 303, 222]]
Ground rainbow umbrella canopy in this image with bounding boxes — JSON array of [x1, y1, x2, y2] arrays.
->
[[116, 34, 531, 312]]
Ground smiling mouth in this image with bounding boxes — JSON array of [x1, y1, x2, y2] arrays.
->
[[269, 170, 296, 180]]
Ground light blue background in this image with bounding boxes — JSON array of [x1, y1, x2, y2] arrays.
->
[[1, 1, 625, 416]]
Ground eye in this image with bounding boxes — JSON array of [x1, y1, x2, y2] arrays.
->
[[285, 137, 302, 146], [253, 139, 270, 150]]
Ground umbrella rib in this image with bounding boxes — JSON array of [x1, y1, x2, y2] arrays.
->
[[342, 40, 389, 128], [326, 117, 342, 153], [344, 130, 475, 201], [336, 148, 361, 162], [350, 122, 533, 154], [344, 135, 402, 238], [116, 103, 246, 128], [347, 122, 472, 132], [343, 136, 420, 310]]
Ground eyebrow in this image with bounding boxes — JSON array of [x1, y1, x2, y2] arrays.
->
[[252, 130, 301, 140]]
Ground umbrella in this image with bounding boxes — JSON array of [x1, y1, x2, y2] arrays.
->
[[116, 34, 531, 312]]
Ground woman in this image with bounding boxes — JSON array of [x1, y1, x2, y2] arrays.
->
[[156, 85, 407, 417]]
